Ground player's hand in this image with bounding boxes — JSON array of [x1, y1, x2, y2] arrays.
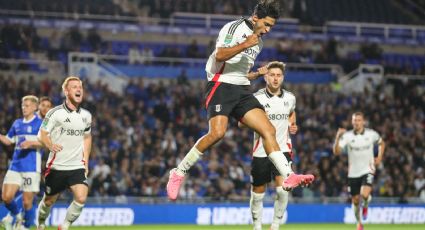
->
[[20, 141, 32, 149], [374, 156, 382, 165], [50, 143, 63, 153], [257, 66, 268, 76], [336, 128, 346, 138], [243, 34, 259, 48], [289, 123, 298, 134]]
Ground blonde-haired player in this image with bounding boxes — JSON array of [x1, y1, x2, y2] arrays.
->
[[36, 76, 92, 230]]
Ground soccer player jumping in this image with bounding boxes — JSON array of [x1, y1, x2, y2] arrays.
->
[[166, 0, 314, 201]]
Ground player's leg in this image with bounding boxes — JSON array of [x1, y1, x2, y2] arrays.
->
[[270, 156, 290, 230], [2, 171, 22, 217], [250, 185, 266, 230], [360, 174, 374, 220], [241, 108, 314, 189], [20, 172, 41, 229], [38, 170, 66, 230], [60, 169, 89, 230], [250, 157, 271, 230], [348, 177, 363, 230], [167, 82, 235, 200]]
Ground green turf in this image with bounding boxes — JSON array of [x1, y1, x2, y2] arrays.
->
[[38, 224, 425, 230]]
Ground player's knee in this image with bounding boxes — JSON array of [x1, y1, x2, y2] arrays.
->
[[261, 125, 276, 140], [23, 199, 33, 209], [208, 128, 226, 142], [1, 193, 13, 204], [352, 196, 360, 205], [276, 187, 288, 199], [74, 195, 87, 204]]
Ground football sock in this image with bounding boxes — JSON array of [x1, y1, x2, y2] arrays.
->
[[62, 201, 84, 229], [250, 191, 265, 230], [352, 203, 360, 223], [362, 195, 372, 208], [5, 200, 19, 216], [37, 199, 51, 226], [23, 206, 35, 228], [176, 146, 203, 176], [271, 187, 288, 230], [268, 151, 293, 178]]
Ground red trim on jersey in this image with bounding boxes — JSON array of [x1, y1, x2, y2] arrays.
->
[[212, 63, 226, 82], [205, 63, 226, 108], [44, 152, 56, 176], [287, 143, 294, 160], [252, 139, 261, 156]]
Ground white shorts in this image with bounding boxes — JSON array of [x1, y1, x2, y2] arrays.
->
[[3, 170, 40, 192]]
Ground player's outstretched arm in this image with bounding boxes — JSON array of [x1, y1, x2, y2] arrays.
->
[[216, 34, 259, 62], [333, 128, 346, 155], [0, 134, 13, 146], [247, 66, 268, 81]]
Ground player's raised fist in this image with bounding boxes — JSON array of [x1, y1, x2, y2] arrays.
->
[[336, 128, 346, 137], [244, 34, 259, 48]]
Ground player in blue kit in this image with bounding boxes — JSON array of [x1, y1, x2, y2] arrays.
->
[[0, 95, 44, 230]]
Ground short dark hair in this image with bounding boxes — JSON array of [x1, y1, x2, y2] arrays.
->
[[39, 96, 53, 105], [253, 0, 281, 19]]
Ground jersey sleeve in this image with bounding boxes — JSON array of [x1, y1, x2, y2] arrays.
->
[[84, 112, 92, 134], [40, 110, 58, 133], [6, 121, 17, 143], [215, 22, 238, 48], [291, 96, 296, 113], [371, 130, 382, 144]]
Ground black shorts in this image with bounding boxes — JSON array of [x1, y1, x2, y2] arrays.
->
[[44, 169, 88, 196], [348, 173, 374, 196], [205, 81, 264, 120], [251, 152, 292, 187]]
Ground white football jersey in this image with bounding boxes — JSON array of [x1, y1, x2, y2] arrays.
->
[[39, 103, 92, 171], [338, 128, 382, 178], [252, 88, 296, 157], [205, 17, 263, 85]]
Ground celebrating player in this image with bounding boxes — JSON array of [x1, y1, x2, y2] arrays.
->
[[333, 112, 385, 230], [166, 0, 314, 201], [36, 76, 92, 230]]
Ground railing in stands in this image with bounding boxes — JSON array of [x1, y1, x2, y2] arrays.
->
[[2, 9, 424, 43]]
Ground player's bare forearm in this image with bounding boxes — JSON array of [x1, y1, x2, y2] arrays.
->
[[20, 140, 43, 149], [375, 140, 385, 164], [83, 134, 92, 163], [333, 138, 341, 155], [247, 71, 261, 81], [215, 42, 250, 62], [288, 112, 298, 134], [0, 134, 13, 146]]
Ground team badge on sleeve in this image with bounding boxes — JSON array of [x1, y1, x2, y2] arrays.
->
[[42, 118, 49, 128], [224, 34, 233, 44]]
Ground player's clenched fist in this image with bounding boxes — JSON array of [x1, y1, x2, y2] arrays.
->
[[243, 34, 260, 48]]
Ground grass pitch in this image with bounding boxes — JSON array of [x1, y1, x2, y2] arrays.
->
[[40, 224, 425, 230]]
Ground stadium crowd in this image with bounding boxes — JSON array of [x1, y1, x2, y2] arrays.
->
[[0, 74, 424, 203]]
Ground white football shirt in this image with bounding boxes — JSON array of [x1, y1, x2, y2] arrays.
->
[[39, 103, 92, 171], [252, 88, 296, 157], [338, 128, 382, 178], [205, 17, 263, 85]]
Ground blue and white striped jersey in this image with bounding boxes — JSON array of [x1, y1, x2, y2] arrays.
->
[[6, 115, 43, 172]]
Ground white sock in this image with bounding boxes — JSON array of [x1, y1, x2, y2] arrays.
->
[[250, 191, 265, 230], [268, 151, 293, 178], [363, 195, 372, 208], [62, 201, 84, 229], [352, 203, 360, 223], [37, 199, 51, 226], [176, 146, 203, 175], [271, 187, 288, 230]]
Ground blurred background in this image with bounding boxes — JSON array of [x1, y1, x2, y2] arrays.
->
[[0, 0, 424, 227]]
